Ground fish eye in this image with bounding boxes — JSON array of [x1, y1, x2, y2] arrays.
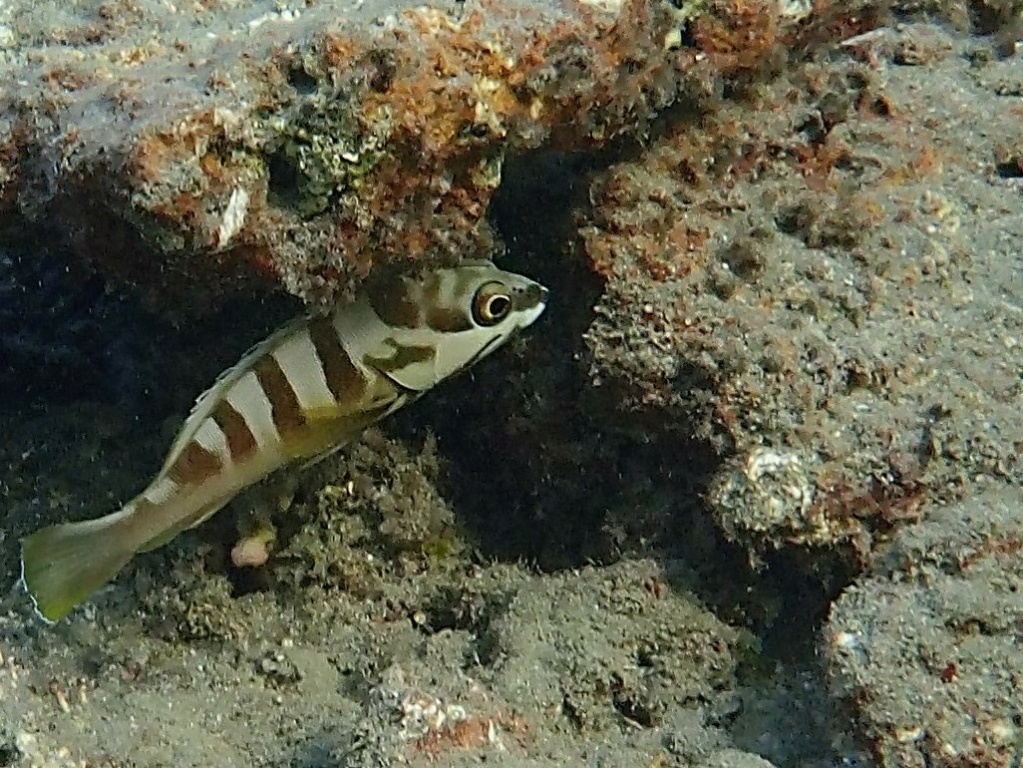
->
[[472, 282, 512, 326]]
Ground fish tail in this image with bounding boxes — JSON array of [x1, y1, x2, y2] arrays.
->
[[20, 505, 140, 623]]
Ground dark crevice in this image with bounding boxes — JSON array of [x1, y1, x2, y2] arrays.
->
[[0, 243, 163, 407], [266, 149, 304, 211], [995, 160, 1023, 179], [387, 148, 746, 626], [286, 63, 320, 96]]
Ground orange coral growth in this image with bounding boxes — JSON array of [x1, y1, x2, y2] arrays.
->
[[412, 709, 531, 758], [691, 0, 782, 71], [0, 0, 885, 312]]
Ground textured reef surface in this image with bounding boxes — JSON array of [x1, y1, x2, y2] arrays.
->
[[1, 0, 836, 312], [2, 0, 1023, 766]]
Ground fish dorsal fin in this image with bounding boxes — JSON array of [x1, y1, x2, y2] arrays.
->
[[158, 313, 315, 477]]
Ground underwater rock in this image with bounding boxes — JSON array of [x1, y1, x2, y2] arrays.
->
[[0, 0, 677, 312], [824, 487, 1023, 768], [0, 0, 881, 315], [576, 23, 1023, 573]]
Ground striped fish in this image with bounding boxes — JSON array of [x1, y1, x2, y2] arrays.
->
[[21, 262, 548, 622]]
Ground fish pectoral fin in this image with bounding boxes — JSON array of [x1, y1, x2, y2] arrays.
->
[[21, 513, 138, 623], [284, 396, 403, 463], [281, 408, 359, 464]]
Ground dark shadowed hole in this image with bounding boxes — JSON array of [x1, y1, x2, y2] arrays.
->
[[0, 245, 165, 407], [387, 145, 854, 667], [364, 48, 397, 93], [995, 160, 1023, 179], [759, 549, 857, 663], [0, 740, 19, 768], [389, 150, 747, 607], [267, 150, 302, 211], [386, 150, 612, 569], [286, 64, 320, 96]]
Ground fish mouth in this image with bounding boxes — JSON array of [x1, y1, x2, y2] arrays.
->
[[514, 282, 549, 313]]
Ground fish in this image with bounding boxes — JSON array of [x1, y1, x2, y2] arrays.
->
[[20, 261, 548, 622]]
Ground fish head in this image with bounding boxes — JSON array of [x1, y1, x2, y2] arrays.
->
[[362, 261, 549, 391]]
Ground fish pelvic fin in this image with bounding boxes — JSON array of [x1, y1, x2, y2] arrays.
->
[[20, 507, 139, 623]]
